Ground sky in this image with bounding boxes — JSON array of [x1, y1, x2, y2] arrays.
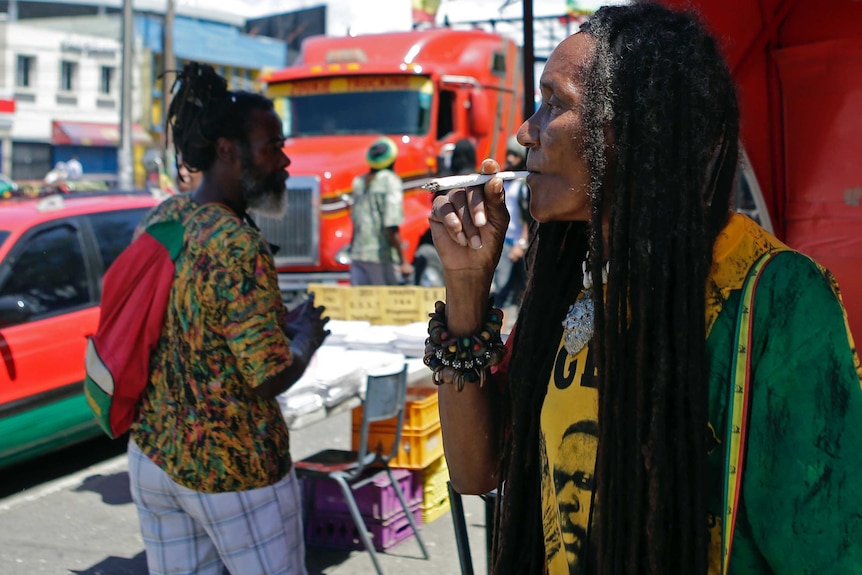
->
[[175, 0, 619, 20]]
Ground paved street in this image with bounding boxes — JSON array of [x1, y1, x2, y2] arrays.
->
[[0, 406, 490, 575]]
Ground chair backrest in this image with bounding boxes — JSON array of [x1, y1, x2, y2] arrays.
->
[[356, 363, 408, 465]]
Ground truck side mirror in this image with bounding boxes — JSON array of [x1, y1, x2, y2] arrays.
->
[[469, 89, 492, 138]]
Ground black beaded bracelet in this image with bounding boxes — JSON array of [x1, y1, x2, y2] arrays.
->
[[423, 300, 507, 391]]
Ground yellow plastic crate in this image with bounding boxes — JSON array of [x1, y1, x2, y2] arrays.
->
[[352, 387, 439, 433], [422, 497, 451, 524], [419, 455, 450, 520], [351, 420, 443, 470], [418, 455, 450, 523]]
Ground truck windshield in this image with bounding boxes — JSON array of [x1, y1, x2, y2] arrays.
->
[[271, 76, 433, 137]]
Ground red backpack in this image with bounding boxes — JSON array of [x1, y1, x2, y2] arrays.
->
[[84, 205, 203, 438]]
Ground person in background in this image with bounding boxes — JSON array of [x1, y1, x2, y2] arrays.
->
[[491, 135, 531, 310], [65, 155, 83, 180], [177, 160, 203, 193], [127, 62, 329, 575], [428, 3, 862, 574], [43, 161, 67, 185], [348, 136, 413, 285], [448, 138, 478, 176]]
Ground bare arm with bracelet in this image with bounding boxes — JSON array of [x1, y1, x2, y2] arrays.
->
[[428, 158, 510, 494]]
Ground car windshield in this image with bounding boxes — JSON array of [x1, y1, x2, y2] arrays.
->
[[0, 231, 8, 249], [273, 75, 433, 137]]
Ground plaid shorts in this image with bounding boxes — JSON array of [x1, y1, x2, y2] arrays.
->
[[128, 439, 307, 575]]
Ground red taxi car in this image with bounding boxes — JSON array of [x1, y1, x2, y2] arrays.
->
[[0, 192, 160, 470]]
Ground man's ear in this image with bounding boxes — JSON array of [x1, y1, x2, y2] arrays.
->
[[215, 137, 239, 164]]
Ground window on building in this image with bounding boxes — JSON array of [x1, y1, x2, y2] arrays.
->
[[100, 66, 115, 95], [16, 55, 35, 88], [60, 60, 78, 92]]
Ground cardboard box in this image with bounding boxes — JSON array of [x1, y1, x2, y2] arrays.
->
[[306, 283, 349, 321]]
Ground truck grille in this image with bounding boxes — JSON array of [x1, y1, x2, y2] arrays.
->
[[251, 175, 320, 267]]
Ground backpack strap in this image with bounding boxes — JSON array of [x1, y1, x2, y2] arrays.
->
[[721, 247, 790, 574]]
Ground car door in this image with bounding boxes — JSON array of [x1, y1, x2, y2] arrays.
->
[[0, 218, 97, 411]]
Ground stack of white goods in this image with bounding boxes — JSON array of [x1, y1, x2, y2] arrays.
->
[[278, 344, 412, 424], [391, 322, 429, 358], [278, 384, 325, 428], [323, 319, 371, 346], [343, 325, 398, 353], [309, 346, 368, 409]]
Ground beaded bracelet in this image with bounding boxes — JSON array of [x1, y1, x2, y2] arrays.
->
[[423, 300, 507, 391]]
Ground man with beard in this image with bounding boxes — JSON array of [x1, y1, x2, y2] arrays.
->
[[126, 63, 329, 575]]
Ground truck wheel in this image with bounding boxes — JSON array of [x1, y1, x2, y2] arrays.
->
[[413, 244, 445, 287]]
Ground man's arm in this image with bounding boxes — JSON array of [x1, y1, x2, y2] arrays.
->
[[222, 238, 329, 400], [384, 226, 413, 279], [255, 296, 329, 399], [253, 333, 319, 399]]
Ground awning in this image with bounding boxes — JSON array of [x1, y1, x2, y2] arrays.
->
[[51, 121, 152, 147]]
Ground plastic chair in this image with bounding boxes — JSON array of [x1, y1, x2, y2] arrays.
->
[[295, 363, 429, 575]]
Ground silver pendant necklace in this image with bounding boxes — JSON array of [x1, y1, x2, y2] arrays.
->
[[562, 256, 608, 356]]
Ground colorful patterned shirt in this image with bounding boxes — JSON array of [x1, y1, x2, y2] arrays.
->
[[348, 169, 404, 264], [539, 213, 862, 574], [130, 194, 293, 493]]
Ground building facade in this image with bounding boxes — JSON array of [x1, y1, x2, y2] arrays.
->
[[0, 1, 288, 188], [0, 16, 148, 181]]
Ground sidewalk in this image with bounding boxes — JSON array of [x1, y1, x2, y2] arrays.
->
[[0, 403, 490, 575]]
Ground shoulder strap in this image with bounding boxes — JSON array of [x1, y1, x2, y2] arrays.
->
[[144, 201, 212, 261], [721, 247, 790, 574]]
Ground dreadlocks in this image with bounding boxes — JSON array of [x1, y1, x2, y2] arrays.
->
[[493, 3, 739, 574], [166, 62, 275, 183]]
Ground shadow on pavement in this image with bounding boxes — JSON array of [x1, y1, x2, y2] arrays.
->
[[71, 551, 148, 574], [74, 471, 133, 506], [306, 546, 355, 574]]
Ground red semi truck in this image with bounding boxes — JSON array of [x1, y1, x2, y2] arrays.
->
[[258, 28, 524, 298], [659, 0, 862, 340]]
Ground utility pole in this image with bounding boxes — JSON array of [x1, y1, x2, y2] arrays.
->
[[522, 0, 535, 121], [118, 0, 134, 190], [163, 0, 176, 171]]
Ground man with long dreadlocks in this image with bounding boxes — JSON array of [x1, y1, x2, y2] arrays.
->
[[426, 3, 862, 574], [126, 63, 329, 575]]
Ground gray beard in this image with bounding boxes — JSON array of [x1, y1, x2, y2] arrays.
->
[[240, 170, 286, 218]]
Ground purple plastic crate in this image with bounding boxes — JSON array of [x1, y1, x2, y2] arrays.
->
[[305, 503, 423, 552], [304, 468, 422, 520]]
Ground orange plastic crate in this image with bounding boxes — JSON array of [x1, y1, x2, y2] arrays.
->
[[351, 386, 439, 432], [351, 420, 443, 470]]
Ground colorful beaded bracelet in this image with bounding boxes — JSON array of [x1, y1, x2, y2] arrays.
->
[[423, 300, 507, 391]]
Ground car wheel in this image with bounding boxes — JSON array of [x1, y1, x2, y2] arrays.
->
[[413, 244, 445, 287]]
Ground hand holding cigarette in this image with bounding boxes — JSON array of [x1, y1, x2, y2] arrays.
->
[[422, 170, 530, 192]]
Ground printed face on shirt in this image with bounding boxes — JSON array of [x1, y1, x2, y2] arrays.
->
[[240, 108, 290, 216], [554, 419, 598, 567], [518, 32, 595, 223]]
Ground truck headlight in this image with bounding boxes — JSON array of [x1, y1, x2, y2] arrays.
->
[[335, 246, 351, 265]]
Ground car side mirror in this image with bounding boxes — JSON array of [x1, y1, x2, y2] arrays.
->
[[468, 89, 492, 138], [0, 295, 37, 328]]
